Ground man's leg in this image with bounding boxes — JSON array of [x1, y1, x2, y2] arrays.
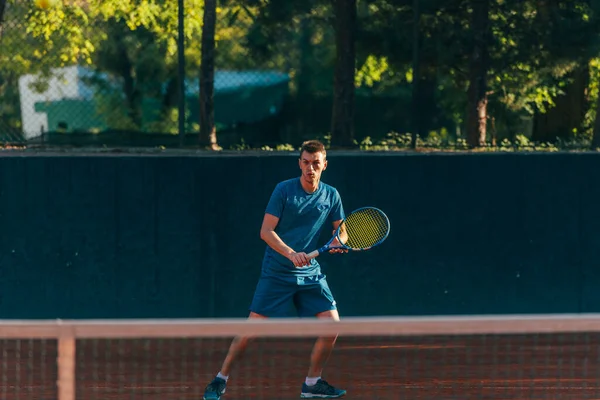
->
[[220, 312, 266, 376], [296, 277, 346, 398], [307, 310, 340, 378], [203, 312, 266, 400], [307, 309, 340, 378], [204, 276, 294, 400]]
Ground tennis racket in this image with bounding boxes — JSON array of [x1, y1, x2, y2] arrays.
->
[[306, 206, 390, 260]]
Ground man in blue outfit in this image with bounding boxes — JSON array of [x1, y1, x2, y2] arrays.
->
[[203, 140, 347, 399]]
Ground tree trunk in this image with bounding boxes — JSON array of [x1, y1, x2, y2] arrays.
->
[[0, 0, 7, 30], [199, 0, 219, 150], [297, 17, 313, 100], [330, 0, 357, 148], [115, 33, 141, 128], [592, 89, 600, 149], [291, 17, 313, 139], [465, 0, 490, 147], [410, 0, 421, 149]]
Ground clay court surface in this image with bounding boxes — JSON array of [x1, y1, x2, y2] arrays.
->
[[0, 333, 599, 399]]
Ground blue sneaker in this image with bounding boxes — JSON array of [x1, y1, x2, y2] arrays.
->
[[203, 377, 227, 400], [301, 379, 346, 398]]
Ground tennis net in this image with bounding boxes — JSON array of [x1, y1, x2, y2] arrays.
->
[[1, 314, 600, 399]]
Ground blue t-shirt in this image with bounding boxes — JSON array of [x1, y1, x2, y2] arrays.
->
[[262, 177, 345, 278]]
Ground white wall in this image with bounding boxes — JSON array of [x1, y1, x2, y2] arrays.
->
[[18, 66, 84, 139]]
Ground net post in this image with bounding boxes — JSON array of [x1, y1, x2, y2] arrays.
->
[[57, 322, 76, 400]]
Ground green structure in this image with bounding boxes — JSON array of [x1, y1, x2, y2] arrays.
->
[[27, 68, 290, 136]]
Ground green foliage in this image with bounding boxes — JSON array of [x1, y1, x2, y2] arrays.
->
[[210, 130, 594, 152], [355, 55, 391, 89], [3, 0, 600, 149], [93, 91, 138, 131], [260, 143, 296, 151], [350, 130, 591, 152]]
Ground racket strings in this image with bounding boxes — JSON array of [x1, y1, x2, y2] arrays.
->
[[341, 208, 389, 249]]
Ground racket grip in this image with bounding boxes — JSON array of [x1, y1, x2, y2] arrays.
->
[[307, 245, 329, 260]]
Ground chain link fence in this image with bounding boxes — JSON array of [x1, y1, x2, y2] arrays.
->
[[6, 0, 591, 151], [0, 0, 320, 149], [1, 0, 474, 152]]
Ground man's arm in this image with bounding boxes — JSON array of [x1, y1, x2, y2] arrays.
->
[[333, 219, 347, 243], [260, 213, 311, 267]]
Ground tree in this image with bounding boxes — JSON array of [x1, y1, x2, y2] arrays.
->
[[528, 0, 598, 142], [465, 0, 490, 147], [1, 0, 205, 135], [592, 94, 600, 148], [5, 0, 600, 149], [410, 0, 421, 149], [330, 0, 357, 148], [0, 0, 7, 30], [199, 0, 220, 149]]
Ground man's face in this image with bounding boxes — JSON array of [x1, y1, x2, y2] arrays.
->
[[299, 151, 327, 184]]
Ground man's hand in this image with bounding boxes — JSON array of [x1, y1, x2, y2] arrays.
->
[[289, 252, 311, 268], [328, 230, 348, 254]]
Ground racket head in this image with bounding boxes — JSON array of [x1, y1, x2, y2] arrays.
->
[[335, 206, 390, 251]]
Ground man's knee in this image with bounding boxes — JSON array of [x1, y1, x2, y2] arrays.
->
[[316, 309, 340, 321], [249, 311, 268, 319], [235, 311, 269, 343], [314, 310, 340, 343]]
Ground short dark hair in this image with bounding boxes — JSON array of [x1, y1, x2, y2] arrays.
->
[[299, 140, 326, 158]]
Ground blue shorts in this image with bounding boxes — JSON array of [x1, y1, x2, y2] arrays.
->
[[249, 274, 337, 318]]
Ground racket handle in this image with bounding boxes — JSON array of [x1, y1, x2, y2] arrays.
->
[[306, 245, 329, 260]]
